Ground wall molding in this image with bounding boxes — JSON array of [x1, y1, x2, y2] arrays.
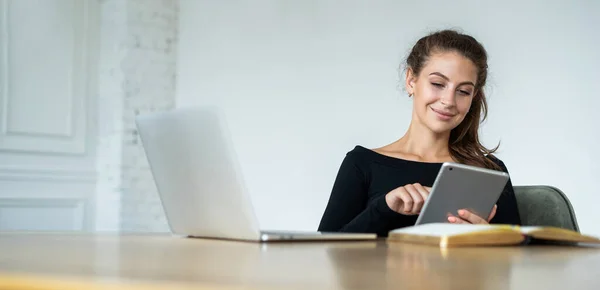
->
[[0, 197, 87, 231], [0, 0, 91, 155], [0, 197, 85, 208], [0, 166, 96, 183], [0, 0, 8, 135]]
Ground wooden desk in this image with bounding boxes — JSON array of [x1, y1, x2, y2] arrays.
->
[[0, 233, 599, 290]]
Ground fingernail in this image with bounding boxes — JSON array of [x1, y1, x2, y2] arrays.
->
[[448, 216, 455, 222], [458, 210, 465, 216]]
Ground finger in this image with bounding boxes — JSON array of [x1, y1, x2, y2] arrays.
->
[[388, 188, 407, 213], [393, 188, 413, 214], [487, 205, 498, 222], [411, 184, 430, 214], [458, 209, 488, 224], [448, 215, 467, 224], [412, 183, 431, 201], [404, 184, 423, 214]]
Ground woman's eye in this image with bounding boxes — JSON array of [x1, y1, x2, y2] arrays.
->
[[431, 83, 443, 88], [459, 90, 471, 96]]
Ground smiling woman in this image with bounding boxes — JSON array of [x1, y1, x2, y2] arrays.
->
[[404, 31, 499, 170], [317, 29, 522, 237]]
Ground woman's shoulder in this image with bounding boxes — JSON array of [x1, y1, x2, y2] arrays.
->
[[339, 145, 390, 166], [485, 154, 509, 172], [343, 145, 443, 168], [342, 145, 375, 165], [344, 145, 402, 163]]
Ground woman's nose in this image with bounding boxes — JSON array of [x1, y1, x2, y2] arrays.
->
[[439, 91, 456, 107]]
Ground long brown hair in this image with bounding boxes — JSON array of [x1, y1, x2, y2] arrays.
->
[[404, 29, 501, 170]]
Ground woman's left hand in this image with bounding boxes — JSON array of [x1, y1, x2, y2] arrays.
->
[[448, 205, 497, 224]]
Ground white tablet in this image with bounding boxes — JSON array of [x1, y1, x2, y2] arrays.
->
[[415, 162, 510, 225]]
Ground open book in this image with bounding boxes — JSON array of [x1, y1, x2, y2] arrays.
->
[[388, 223, 600, 247]]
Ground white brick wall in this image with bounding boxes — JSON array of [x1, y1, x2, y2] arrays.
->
[[95, 0, 127, 232], [95, 0, 178, 232]]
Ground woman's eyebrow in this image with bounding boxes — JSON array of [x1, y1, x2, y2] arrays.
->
[[429, 72, 475, 87]]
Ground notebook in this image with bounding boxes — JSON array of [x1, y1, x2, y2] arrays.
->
[[388, 223, 600, 247]]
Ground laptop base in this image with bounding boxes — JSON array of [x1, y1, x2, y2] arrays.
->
[[259, 230, 376, 241]]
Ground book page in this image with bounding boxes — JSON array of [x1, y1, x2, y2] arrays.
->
[[390, 223, 502, 237], [519, 226, 600, 243], [518, 226, 544, 234]]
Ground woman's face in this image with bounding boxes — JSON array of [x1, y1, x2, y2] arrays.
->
[[406, 51, 478, 135]]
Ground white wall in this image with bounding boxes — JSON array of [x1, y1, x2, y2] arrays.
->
[[0, 0, 178, 233], [95, 0, 178, 232], [176, 0, 600, 235], [0, 0, 99, 231]]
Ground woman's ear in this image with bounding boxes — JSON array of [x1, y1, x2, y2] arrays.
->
[[405, 68, 416, 97]]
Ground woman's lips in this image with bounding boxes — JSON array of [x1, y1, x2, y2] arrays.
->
[[430, 107, 456, 121]]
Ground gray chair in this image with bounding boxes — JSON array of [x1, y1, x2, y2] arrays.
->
[[513, 185, 579, 232]]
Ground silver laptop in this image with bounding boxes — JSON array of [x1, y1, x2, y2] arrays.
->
[[135, 106, 376, 242]]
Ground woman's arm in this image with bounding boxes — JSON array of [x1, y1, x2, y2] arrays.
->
[[317, 153, 400, 235], [489, 158, 522, 225]]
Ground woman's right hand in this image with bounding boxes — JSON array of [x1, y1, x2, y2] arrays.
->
[[385, 183, 431, 215]]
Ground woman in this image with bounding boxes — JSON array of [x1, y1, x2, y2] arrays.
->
[[318, 29, 522, 237]]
